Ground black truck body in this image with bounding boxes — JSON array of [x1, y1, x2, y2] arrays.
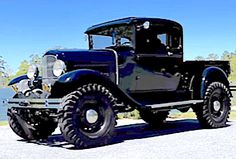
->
[[7, 17, 233, 148]]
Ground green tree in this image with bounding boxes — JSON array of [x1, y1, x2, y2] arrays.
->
[[221, 51, 231, 60], [15, 60, 30, 77], [229, 54, 236, 83]]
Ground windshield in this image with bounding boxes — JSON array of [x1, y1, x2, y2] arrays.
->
[[88, 25, 134, 49]]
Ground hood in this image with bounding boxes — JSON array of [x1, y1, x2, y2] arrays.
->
[[44, 49, 117, 72]]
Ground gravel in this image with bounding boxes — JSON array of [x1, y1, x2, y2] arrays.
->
[[0, 119, 236, 159]]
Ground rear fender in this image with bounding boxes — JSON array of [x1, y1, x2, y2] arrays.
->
[[201, 66, 231, 98]]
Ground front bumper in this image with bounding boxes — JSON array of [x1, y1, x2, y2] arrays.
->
[[7, 98, 63, 109]]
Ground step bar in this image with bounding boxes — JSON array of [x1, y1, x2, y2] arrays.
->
[[7, 98, 203, 111], [147, 100, 203, 111]]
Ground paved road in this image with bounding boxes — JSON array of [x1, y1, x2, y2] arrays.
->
[[1, 119, 236, 159]]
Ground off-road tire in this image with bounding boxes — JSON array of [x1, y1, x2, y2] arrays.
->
[[140, 110, 169, 127], [8, 108, 28, 139], [59, 83, 117, 148], [194, 82, 231, 128], [8, 108, 57, 140]]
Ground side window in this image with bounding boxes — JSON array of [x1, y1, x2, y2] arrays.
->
[[120, 37, 132, 47], [170, 35, 180, 48], [157, 34, 167, 45]]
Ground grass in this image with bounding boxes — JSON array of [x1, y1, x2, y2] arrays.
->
[[117, 109, 141, 120], [169, 109, 236, 120], [0, 121, 8, 126]]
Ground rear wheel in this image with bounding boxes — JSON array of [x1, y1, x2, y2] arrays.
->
[[59, 83, 117, 148], [194, 82, 231, 128], [140, 110, 169, 127]]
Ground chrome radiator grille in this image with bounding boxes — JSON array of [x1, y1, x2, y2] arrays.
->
[[42, 55, 57, 85]]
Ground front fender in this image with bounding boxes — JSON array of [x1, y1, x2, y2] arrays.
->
[[50, 69, 142, 109], [50, 69, 115, 98], [201, 66, 230, 98], [8, 75, 28, 86], [56, 69, 103, 84]]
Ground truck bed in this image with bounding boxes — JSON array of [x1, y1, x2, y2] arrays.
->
[[183, 60, 230, 76]]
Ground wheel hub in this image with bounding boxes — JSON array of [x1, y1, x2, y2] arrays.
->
[[86, 109, 99, 124], [213, 101, 221, 112]]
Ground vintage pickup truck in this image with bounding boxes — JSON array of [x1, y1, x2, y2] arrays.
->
[[7, 17, 232, 148]]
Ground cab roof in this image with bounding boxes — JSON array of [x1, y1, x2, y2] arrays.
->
[[85, 17, 182, 34]]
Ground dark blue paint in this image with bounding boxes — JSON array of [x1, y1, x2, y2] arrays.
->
[[8, 75, 28, 86], [45, 49, 117, 84], [120, 63, 135, 78], [85, 17, 182, 34], [57, 69, 103, 83]]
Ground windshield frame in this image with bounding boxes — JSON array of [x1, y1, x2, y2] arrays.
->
[[87, 24, 135, 50]]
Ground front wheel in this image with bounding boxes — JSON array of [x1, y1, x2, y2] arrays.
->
[[8, 108, 58, 140], [59, 83, 117, 148], [194, 82, 231, 128]]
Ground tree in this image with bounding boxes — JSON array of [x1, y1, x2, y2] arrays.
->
[[29, 54, 42, 66], [0, 56, 6, 73], [0, 56, 9, 87], [15, 60, 30, 77], [195, 56, 205, 61], [228, 54, 236, 83], [207, 53, 219, 60], [221, 51, 231, 60]]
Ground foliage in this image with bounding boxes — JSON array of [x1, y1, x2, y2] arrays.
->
[[117, 110, 141, 119], [0, 54, 42, 87], [0, 121, 8, 126], [169, 109, 236, 119], [29, 54, 42, 66], [228, 54, 236, 83], [194, 51, 236, 84], [207, 53, 219, 60], [0, 56, 9, 88], [15, 60, 30, 77], [195, 56, 205, 61], [0, 56, 6, 75]]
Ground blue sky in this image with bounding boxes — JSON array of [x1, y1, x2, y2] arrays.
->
[[1, 0, 236, 72]]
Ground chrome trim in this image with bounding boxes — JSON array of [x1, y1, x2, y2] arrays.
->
[[101, 48, 119, 85], [42, 55, 57, 78], [213, 101, 221, 111], [7, 98, 62, 109], [42, 55, 58, 91], [86, 109, 99, 124]]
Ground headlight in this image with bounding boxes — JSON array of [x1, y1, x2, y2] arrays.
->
[[27, 65, 38, 79], [53, 60, 66, 77]]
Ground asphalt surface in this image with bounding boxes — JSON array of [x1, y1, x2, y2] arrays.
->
[[1, 119, 236, 159]]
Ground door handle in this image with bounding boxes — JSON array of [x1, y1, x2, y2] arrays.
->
[[168, 52, 173, 56]]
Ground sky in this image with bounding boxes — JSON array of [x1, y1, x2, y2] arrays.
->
[[1, 0, 236, 72]]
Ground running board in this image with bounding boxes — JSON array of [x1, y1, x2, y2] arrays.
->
[[147, 100, 203, 110]]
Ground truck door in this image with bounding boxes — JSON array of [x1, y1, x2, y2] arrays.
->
[[134, 26, 183, 92]]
